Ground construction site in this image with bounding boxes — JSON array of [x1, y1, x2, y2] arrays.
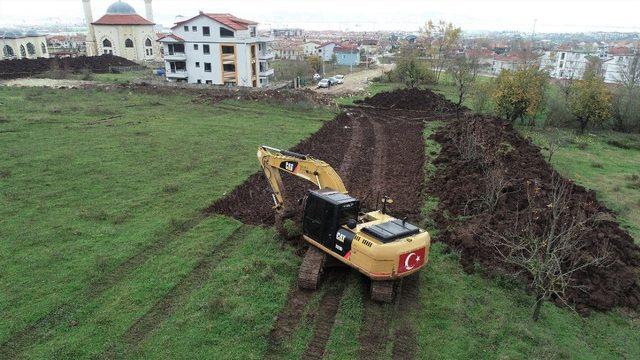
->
[[1, 59, 639, 358]]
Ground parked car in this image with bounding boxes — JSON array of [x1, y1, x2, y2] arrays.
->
[[317, 78, 330, 88], [334, 74, 345, 84], [328, 77, 339, 86], [313, 73, 321, 81]]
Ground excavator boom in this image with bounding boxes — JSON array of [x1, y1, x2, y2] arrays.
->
[[257, 145, 347, 213]]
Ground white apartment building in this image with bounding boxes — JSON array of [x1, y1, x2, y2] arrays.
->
[[159, 12, 274, 87], [303, 41, 320, 56], [540, 50, 593, 80]]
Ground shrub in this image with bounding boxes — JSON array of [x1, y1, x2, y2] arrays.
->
[[470, 81, 493, 114], [492, 66, 548, 124], [545, 93, 574, 128]]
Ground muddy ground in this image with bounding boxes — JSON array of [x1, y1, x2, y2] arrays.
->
[[0, 55, 138, 80], [428, 115, 640, 312]]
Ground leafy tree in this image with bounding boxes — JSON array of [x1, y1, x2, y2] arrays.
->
[[306, 55, 322, 74], [492, 66, 548, 124], [422, 20, 461, 83], [568, 67, 612, 134], [447, 55, 479, 117], [394, 49, 434, 88], [330, 53, 338, 66]]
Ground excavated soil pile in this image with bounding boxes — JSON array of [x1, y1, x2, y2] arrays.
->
[[0, 55, 138, 80], [206, 107, 425, 225], [355, 88, 458, 113], [428, 115, 640, 312]]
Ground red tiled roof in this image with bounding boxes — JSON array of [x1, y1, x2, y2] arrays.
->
[[172, 13, 257, 30], [609, 46, 633, 56], [93, 14, 154, 25], [157, 34, 184, 42], [335, 44, 358, 53]]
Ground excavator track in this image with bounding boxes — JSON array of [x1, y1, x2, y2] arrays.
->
[[298, 246, 327, 290], [370, 280, 395, 303]]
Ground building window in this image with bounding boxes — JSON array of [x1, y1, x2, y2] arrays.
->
[[26, 43, 36, 56], [223, 64, 236, 72], [184, 26, 189, 32], [192, 26, 197, 32], [203, 26, 210, 36], [195, 62, 200, 68], [41, 43, 47, 54], [20, 45, 26, 57], [250, 27, 256, 37], [220, 27, 234, 38], [125, 39, 134, 48], [206, 80, 212, 84], [3, 45, 14, 58], [167, 43, 185, 55], [103, 39, 112, 47], [203, 44, 210, 54], [197, 79, 202, 84], [145, 38, 152, 47], [204, 63, 211, 72], [221, 45, 234, 54], [194, 44, 199, 50]]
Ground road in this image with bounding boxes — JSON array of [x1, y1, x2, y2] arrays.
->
[[312, 64, 394, 95]]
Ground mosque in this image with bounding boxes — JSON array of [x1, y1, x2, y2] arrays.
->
[[82, 0, 160, 62]]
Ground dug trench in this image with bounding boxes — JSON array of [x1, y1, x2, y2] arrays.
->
[[208, 97, 434, 358], [209, 87, 640, 358]]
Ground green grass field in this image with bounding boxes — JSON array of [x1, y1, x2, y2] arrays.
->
[[0, 86, 330, 358], [1, 84, 638, 359]]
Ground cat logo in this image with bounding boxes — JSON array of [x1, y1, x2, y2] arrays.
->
[[336, 232, 346, 242], [280, 161, 298, 173]]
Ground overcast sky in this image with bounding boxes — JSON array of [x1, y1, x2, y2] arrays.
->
[[1, 0, 639, 33]]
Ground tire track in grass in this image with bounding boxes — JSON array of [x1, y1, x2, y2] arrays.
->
[[302, 270, 348, 360], [391, 274, 420, 360], [357, 291, 394, 360], [101, 224, 252, 358], [0, 213, 208, 359], [263, 113, 367, 358]]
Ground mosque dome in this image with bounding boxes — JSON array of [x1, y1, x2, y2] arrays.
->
[[106, 1, 137, 15]]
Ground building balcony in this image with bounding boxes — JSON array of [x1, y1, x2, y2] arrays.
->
[[259, 68, 274, 77], [164, 52, 186, 61], [167, 70, 188, 79], [222, 53, 235, 62], [259, 52, 274, 60]]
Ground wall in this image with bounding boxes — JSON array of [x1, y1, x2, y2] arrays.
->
[[1, 36, 50, 60], [94, 24, 158, 62]]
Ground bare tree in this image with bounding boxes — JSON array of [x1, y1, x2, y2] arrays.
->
[[451, 121, 484, 162], [447, 55, 479, 118], [422, 20, 461, 84], [485, 175, 609, 321]]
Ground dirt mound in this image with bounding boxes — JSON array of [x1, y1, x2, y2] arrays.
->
[[0, 55, 138, 80], [428, 115, 640, 312], [206, 107, 425, 226], [355, 88, 458, 113]]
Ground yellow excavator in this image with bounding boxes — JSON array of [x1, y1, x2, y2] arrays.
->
[[258, 145, 430, 302]]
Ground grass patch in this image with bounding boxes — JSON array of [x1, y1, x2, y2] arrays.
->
[[520, 127, 640, 242], [0, 86, 332, 356]]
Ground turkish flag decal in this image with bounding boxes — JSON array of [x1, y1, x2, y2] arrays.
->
[[398, 247, 426, 274]]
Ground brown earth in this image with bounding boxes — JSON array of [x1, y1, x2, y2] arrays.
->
[[0, 55, 138, 80], [428, 115, 640, 312], [354, 87, 459, 114]]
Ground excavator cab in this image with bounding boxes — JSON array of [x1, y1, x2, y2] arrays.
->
[[303, 189, 359, 251]]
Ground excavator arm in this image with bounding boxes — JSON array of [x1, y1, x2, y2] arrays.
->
[[257, 145, 347, 214]]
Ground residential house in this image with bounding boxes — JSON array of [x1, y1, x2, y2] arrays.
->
[[603, 47, 636, 84], [273, 40, 303, 60], [540, 49, 594, 80], [158, 12, 274, 87], [1, 30, 49, 60], [303, 41, 320, 56], [358, 39, 379, 54], [334, 44, 360, 66], [491, 54, 522, 75], [317, 41, 337, 61]]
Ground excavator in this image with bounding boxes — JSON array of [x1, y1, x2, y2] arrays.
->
[[258, 145, 430, 302]]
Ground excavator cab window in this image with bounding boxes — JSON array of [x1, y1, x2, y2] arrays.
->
[[303, 190, 359, 250]]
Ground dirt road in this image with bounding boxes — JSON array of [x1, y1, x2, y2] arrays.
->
[[311, 64, 394, 95]]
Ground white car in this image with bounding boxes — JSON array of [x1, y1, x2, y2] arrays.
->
[[317, 78, 330, 88], [334, 74, 345, 84]]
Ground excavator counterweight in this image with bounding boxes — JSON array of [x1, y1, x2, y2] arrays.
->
[[258, 145, 430, 302]]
